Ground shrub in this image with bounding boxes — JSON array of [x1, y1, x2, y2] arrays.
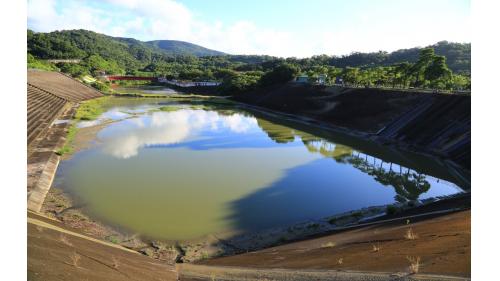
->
[[386, 205, 398, 215], [259, 63, 300, 86]]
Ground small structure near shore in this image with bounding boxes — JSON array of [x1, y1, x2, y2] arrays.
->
[[157, 77, 221, 87], [295, 74, 328, 85]]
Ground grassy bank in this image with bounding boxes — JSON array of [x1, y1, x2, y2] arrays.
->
[[56, 123, 77, 155], [74, 96, 109, 120], [57, 97, 109, 155]]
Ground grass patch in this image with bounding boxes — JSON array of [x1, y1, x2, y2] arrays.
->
[[112, 91, 166, 98], [200, 251, 210, 260], [105, 235, 120, 244], [158, 105, 181, 112], [74, 97, 109, 121], [56, 123, 77, 156]]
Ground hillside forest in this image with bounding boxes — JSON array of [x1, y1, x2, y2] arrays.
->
[[28, 29, 471, 94]]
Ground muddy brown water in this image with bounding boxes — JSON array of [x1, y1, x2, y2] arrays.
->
[[53, 96, 466, 241]]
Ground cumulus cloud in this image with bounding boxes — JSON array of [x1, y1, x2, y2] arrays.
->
[[27, 0, 470, 57], [28, 0, 112, 33], [27, 0, 304, 56]]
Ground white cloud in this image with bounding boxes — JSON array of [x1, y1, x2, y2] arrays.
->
[[27, 0, 470, 57], [28, 0, 111, 33], [27, 0, 303, 56]]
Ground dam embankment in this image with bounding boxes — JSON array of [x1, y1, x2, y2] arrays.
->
[[231, 83, 471, 170]]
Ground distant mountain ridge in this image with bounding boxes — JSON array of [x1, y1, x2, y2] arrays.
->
[[27, 29, 226, 70], [145, 40, 225, 57], [27, 29, 470, 74]]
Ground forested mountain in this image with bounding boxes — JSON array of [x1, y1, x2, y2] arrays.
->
[[27, 29, 224, 70], [27, 29, 470, 93], [327, 41, 470, 74], [145, 40, 224, 57], [28, 29, 470, 73]]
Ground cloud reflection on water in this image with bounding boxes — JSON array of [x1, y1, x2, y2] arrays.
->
[[97, 109, 258, 159]]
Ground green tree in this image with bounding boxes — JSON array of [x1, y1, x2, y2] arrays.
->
[[393, 62, 411, 88], [259, 63, 300, 86], [424, 55, 452, 89], [82, 55, 124, 75], [341, 67, 360, 86], [410, 48, 435, 87]]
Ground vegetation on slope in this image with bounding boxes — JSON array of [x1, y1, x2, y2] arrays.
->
[[27, 53, 58, 71], [145, 40, 225, 57], [56, 123, 77, 156], [56, 97, 110, 156], [27, 29, 471, 93], [74, 96, 109, 120]]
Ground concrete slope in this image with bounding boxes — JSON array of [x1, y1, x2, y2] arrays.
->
[[28, 70, 102, 102], [233, 84, 470, 170], [28, 211, 177, 281]]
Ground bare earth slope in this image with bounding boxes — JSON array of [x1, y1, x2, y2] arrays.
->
[[28, 211, 178, 281], [198, 211, 471, 278]]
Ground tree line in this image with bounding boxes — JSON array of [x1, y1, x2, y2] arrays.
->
[[27, 29, 470, 94]]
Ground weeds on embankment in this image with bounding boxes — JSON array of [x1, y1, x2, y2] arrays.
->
[[65, 251, 81, 268], [56, 123, 77, 156], [407, 256, 421, 274], [404, 228, 419, 240], [74, 96, 109, 121], [321, 242, 336, 248], [57, 96, 109, 156]]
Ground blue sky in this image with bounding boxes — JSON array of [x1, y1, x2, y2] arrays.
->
[[27, 0, 471, 57]]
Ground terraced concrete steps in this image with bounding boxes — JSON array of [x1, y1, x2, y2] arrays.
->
[[28, 70, 102, 102], [27, 70, 103, 211], [27, 84, 68, 146]]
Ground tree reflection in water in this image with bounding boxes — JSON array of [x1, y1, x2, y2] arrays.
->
[[304, 139, 431, 203], [255, 117, 431, 203]]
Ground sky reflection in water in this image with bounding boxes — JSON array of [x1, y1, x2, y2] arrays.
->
[[57, 101, 463, 240]]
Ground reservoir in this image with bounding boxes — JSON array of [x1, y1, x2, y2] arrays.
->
[[54, 96, 465, 240]]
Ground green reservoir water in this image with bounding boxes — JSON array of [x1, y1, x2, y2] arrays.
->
[[54, 97, 465, 240]]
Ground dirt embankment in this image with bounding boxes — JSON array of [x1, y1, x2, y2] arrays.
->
[[232, 84, 471, 170], [199, 210, 471, 278], [28, 211, 178, 281]]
